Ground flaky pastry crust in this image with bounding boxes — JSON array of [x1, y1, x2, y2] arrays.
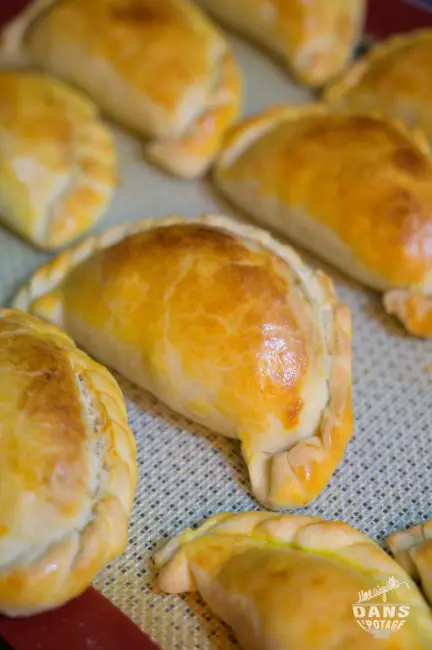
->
[[13, 214, 352, 510], [389, 520, 432, 607], [196, 0, 365, 86], [156, 512, 432, 649], [214, 104, 432, 337], [0, 309, 137, 616], [324, 29, 432, 142], [1, 0, 242, 178], [0, 70, 116, 250]]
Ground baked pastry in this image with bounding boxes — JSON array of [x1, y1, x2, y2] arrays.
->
[[389, 520, 432, 607], [324, 30, 432, 142], [0, 70, 116, 250], [1, 0, 242, 179], [214, 105, 432, 337], [0, 309, 137, 617], [156, 512, 432, 649], [13, 214, 353, 510], [195, 0, 365, 86]]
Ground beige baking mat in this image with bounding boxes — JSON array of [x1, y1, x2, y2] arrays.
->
[[1, 36, 431, 649]]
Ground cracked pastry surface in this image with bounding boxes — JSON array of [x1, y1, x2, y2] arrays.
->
[[214, 104, 432, 337], [1, 0, 242, 178], [155, 512, 432, 649], [0, 309, 137, 617], [195, 0, 365, 86], [0, 70, 116, 250], [13, 214, 352, 510], [389, 520, 432, 607], [324, 30, 432, 143]]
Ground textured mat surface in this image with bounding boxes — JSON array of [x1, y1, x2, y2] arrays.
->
[[0, 35, 431, 650]]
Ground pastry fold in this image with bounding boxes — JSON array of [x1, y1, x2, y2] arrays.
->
[[389, 520, 432, 607], [1, 0, 242, 178], [156, 512, 432, 649], [0, 309, 136, 616], [13, 214, 352, 510], [195, 0, 365, 86], [0, 70, 116, 250], [214, 105, 432, 337], [325, 29, 432, 143]]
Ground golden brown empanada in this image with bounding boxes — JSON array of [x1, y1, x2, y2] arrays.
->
[[195, 0, 365, 86], [156, 512, 432, 649], [325, 30, 432, 142], [1, 0, 242, 178], [0, 70, 116, 250], [13, 215, 352, 510], [214, 104, 432, 337], [0, 309, 137, 616], [389, 520, 432, 607]]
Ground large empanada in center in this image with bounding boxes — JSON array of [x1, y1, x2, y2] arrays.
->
[[14, 215, 352, 510]]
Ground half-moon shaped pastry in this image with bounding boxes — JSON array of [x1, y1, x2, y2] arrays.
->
[[195, 0, 365, 86], [389, 520, 432, 607], [214, 105, 432, 337], [13, 215, 353, 510], [156, 512, 432, 649], [324, 30, 432, 142], [0, 70, 116, 250], [0, 309, 137, 617], [1, 0, 242, 178]]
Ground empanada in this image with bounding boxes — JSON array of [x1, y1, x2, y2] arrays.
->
[[13, 215, 352, 510], [1, 0, 242, 178], [195, 0, 365, 86], [156, 512, 432, 649], [389, 520, 432, 607], [214, 105, 432, 337], [0, 70, 116, 250], [325, 30, 432, 142], [0, 309, 137, 616]]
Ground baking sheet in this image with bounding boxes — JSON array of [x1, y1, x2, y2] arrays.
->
[[1, 35, 432, 650]]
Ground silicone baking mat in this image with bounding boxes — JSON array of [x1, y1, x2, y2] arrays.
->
[[1, 6, 432, 650]]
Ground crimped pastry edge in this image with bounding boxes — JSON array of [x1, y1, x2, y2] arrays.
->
[[323, 28, 432, 105], [155, 512, 430, 612], [0, 308, 137, 616], [216, 102, 431, 170]]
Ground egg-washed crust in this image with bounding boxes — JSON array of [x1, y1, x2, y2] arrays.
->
[[195, 0, 366, 87], [0, 309, 137, 616], [216, 103, 432, 338], [0, 0, 242, 179], [155, 512, 427, 618], [388, 520, 432, 598], [323, 29, 432, 104], [12, 214, 352, 510], [217, 102, 431, 162], [0, 69, 116, 250]]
